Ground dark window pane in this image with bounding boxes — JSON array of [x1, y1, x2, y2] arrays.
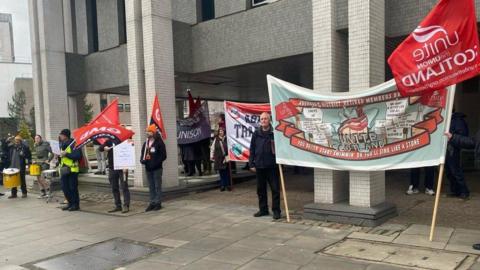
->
[[201, 0, 215, 21]]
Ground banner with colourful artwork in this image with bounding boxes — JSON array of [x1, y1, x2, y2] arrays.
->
[[267, 75, 454, 171], [224, 101, 271, 162]]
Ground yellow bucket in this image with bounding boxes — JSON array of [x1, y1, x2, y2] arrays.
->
[[29, 163, 41, 176], [3, 168, 20, 188]]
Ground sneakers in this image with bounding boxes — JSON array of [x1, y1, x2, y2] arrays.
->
[[273, 212, 281, 220], [122, 205, 130, 213], [473, 243, 480, 250], [253, 211, 269, 217], [37, 193, 47, 199], [21, 193, 27, 198], [425, 188, 435, 196], [145, 204, 155, 212], [406, 185, 419, 195], [153, 204, 162, 211], [8, 194, 17, 199]]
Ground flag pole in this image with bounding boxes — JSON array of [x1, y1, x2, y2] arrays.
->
[[429, 85, 456, 241], [278, 164, 290, 222]]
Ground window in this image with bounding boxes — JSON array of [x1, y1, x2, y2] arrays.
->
[[118, 103, 124, 112], [87, 0, 99, 52], [118, 0, 126, 44], [252, 0, 278, 7], [201, 0, 215, 21], [125, 104, 131, 112]]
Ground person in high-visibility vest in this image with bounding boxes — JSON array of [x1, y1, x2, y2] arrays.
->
[[58, 129, 82, 211]]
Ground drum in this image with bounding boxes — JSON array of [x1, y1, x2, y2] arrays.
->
[[3, 168, 20, 188], [42, 169, 59, 179], [29, 163, 41, 176]]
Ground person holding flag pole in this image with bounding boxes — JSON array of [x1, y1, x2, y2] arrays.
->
[[58, 129, 82, 211]]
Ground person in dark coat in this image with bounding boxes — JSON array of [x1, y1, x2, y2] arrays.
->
[[210, 128, 230, 191], [100, 139, 131, 213], [445, 111, 470, 199], [7, 135, 31, 198], [183, 142, 202, 176], [59, 129, 82, 211], [445, 130, 480, 250], [141, 124, 167, 212], [249, 112, 281, 220], [0, 137, 9, 196]]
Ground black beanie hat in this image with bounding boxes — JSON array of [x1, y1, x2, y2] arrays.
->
[[60, 129, 71, 138]]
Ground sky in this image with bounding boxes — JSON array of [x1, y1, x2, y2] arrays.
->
[[0, 0, 31, 63]]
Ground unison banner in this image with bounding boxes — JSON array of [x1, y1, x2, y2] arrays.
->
[[224, 101, 271, 162], [177, 102, 211, 145], [267, 76, 454, 171]]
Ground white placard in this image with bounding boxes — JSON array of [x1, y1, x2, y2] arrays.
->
[[48, 140, 61, 155], [386, 99, 408, 120], [113, 140, 136, 170], [302, 108, 323, 120]]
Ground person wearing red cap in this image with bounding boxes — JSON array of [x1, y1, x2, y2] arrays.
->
[[141, 124, 167, 211]]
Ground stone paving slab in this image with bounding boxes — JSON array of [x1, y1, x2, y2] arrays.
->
[[260, 245, 317, 266], [237, 258, 300, 270]]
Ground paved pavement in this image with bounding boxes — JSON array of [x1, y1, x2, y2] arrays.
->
[[1, 185, 480, 270]]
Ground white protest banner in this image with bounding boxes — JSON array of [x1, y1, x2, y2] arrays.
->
[[113, 140, 136, 170], [224, 101, 271, 162], [48, 140, 61, 156]]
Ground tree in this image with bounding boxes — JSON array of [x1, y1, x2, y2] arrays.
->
[[84, 96, 94, 123], [7, 90, 27, 126], [29, 107, 36, 135], [18, 120, 34, 149]]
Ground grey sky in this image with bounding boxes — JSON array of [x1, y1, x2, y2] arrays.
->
[[0, 0, 31, 63]]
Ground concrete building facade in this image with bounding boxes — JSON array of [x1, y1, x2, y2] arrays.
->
[[28, 0, 480, 224]]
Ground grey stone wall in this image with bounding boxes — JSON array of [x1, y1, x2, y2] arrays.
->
[[190, 0, 312, 73], [96, 0, 121, 51], [172, 0, 198, 25], [215, 0, 246, 18]]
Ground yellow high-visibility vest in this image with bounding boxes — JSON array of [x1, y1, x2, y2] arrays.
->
[[60, 146, 79, 173]]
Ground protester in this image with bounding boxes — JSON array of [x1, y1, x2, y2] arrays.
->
[[59, 129, 82, 211], [183, 143, 202, 176], [444, 129, 480, 250], [201, 138, 212, 175], [100, 139, 131, 213], [94, 140, 106, 175], [141, 124, 167, 212], [0, 137, 9, 196], [249, 112, 281, 220], [211, 128, 231, 191], [7, 135, 31, 198], [445, 111, 470, 200], [34, 135, 53, 198], [406, 166, 435, 196]]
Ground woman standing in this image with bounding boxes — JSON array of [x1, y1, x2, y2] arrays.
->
[[34, 135, 53, 198], [211, 128, 231, 191]]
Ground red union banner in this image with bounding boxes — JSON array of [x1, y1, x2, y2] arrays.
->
[[388, 0, 480, 96], [224, 101, 271, 162], [73, 123, 134, 149]]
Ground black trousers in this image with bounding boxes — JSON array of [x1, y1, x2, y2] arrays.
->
[[187, 161, 202, 176], [256, 167, 280, 214], [445, 149, 469, 196], [61, 172, 80, 208], [11, 170, 27, 195], [108, 169, 130, 208], [410, 166, 435, 190]]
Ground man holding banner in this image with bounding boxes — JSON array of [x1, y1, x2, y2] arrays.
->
[[249, 112, 281, 220]]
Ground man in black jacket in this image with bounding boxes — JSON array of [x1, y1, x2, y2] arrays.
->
[[141, 124, 167, 212], [7, 135, 31, 198], [445, 130, 480, 250], [249, 112, 281, 220], [100, 139, 131, 213]]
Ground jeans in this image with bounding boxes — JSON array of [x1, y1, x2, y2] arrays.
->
[[11, 170, 27, 195], [410, 166, 435, 190], [108, 169, 130, 207], [61, 172, 79, 208], [219, 168, 230, 187], [146, 169, 163, 205], [256, 167, 280, 214]]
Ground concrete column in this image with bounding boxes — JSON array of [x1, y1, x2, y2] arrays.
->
[[126, 0, 148, 187], [36, 0, 69, 140], [142, 0, 179, 188], [348, 0, 385, 207], [63, 0, 75, 53], [312, 0, 349, 204], [28, 0, 45, 137]]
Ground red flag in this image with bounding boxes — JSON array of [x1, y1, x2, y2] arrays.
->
[[275, 101, 299, 121], [89, 98, 119, 125], [88, 99, 120, 145], [150, 95, 167, 140], [73, 123, 134, 149], [388, 0, 480, 96]]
